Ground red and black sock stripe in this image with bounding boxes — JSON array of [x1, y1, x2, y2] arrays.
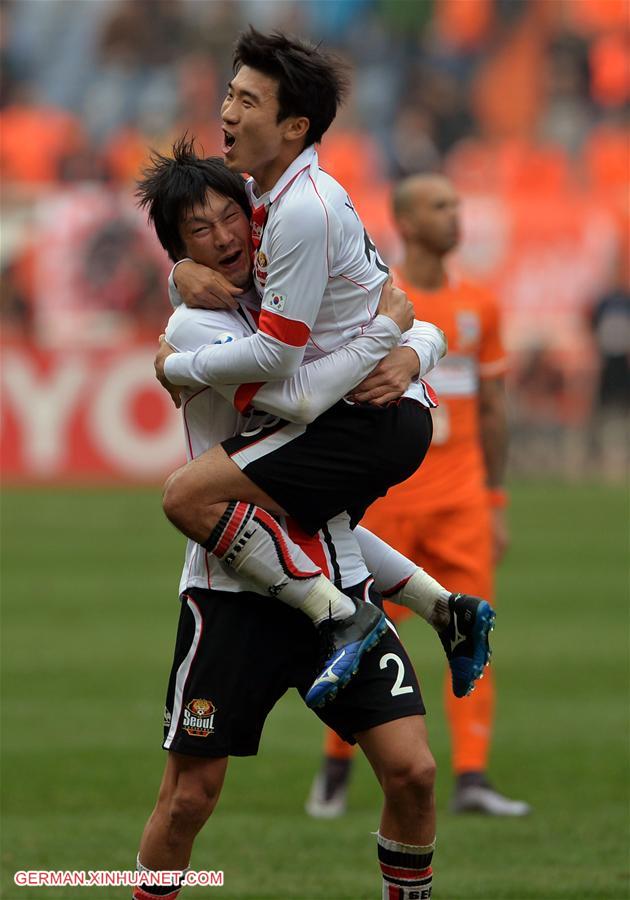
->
[[203, 501, 254, 556], [378, 841, 434, 899], [252, 507, 321, 580], [133, 882, 183, 899], [379, 864, 433, 897]]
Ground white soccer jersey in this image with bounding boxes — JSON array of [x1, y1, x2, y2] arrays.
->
[[166, 300, 423, 594], [165, 145, 442, 409]]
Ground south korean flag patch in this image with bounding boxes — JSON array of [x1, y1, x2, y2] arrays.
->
[[263, 291, 286, 313]]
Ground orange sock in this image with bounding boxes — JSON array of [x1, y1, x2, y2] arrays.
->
[[324, 726, 357, 761], [444, 665, 495, 774]]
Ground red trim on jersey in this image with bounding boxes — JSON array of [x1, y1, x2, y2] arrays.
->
[[250, 203, 268, 251], [286, 519, 330, 578], [234, 382, 264, 413], [214, 502, 250, 557], [253, 508, 321, 578], [421, 379, 439, 406], [244, 306, 260, 327], [259, 309, 310, 347], [387, 885, 400, 900], [339, 274, 373, 336], [381, 575, 413, 598], [307, 333, 327, 353], [182, 386, 211, 459], [340, 273, 370, 292], [308, 174, 330, 278], [271, 164, 311, 203]]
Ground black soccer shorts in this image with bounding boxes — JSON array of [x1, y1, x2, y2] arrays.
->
[[221, 398, 433, 535], [162, 580, 425, 758]]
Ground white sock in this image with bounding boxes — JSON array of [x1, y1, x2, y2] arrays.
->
[[134, 855, 188, 899], [377, 833, 435, 899], [204, 501, 354, 623], [389, 569, 450, 630], [354, 526, 450, 629]]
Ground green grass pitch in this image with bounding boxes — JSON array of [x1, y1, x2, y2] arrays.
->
[[1, 482, 628, 899]]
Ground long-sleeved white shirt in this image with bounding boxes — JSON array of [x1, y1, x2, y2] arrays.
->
[[165, 145, 444, 399], [166, 290, 444, 414], [167, 290, 441, 427]]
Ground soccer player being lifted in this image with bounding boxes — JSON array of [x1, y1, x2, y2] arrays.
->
[[154, 28, 496, 709]]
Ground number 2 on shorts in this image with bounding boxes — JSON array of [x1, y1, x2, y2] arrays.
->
[[379, 652, 414, 696]]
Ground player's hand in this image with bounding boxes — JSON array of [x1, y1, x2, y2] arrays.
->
[[349, 346, 420, 406], [174, 260, 242, 310], [491, 506, 510, 564], [376, 276, 415, 334], [154, 334, 182, 409]]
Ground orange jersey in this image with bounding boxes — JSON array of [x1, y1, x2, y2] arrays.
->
[[381, 273, 506, 510]]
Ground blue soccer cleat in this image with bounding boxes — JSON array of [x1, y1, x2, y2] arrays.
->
[[439, 593, 496, 698], [305, 598, 388, 708]]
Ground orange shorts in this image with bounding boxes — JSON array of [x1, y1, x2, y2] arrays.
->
[[362, 498, 494, 621]]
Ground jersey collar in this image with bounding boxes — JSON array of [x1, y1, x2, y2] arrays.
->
[[246, 145, 317, 209]]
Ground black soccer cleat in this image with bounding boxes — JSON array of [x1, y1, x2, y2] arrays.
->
[[438, 593, 496, 698], [305, 597, 388, 708]]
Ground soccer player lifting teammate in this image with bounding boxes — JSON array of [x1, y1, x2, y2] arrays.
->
[[136, 141, 465, 900], [154, 28, 496, 709]]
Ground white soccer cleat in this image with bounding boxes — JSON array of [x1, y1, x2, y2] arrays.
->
[[451, 782, 531, 817], [305, 771, 349, 819]]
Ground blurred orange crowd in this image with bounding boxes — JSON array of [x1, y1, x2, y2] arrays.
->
[[0, 0, 628, 465]]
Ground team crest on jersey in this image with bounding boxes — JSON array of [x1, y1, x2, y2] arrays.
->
[[182, 698, 217, 737], [252, 221, 264, 242], [254, 250, 268, 288], [262, 291, 286, 312], [163, 706, 171, 728], [456, 311, 480, 348]]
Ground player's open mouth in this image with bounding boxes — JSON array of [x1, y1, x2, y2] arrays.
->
[[222, 130, 236, 154], [219, 249, 242, 269]]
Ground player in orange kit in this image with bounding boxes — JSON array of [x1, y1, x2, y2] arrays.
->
[[307, 173, 531, 817]]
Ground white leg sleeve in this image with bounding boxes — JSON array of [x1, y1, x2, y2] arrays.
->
[[354, 525, 450, 628]]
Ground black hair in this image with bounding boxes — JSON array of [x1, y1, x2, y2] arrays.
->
[[135, 136, 251, 262], [233, 27, 350, 146]]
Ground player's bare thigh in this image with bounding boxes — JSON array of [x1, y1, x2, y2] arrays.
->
[[139, 752, 229, 867], [160, 750, 229, 804], [356, 715, 435, 785], [163, 444, 287, 543], [356, 716, 436, 844]]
